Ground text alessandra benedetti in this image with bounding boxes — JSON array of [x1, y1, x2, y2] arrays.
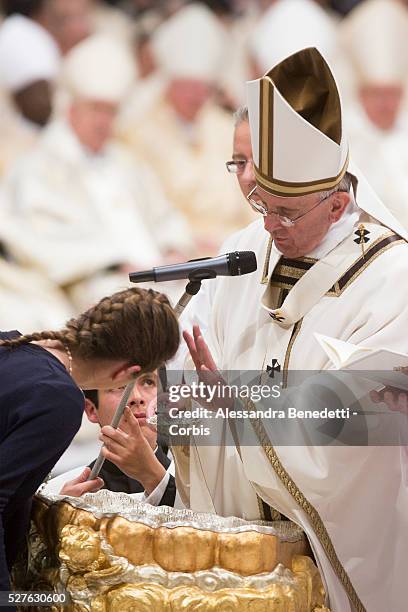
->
[[212, 407, 352, 419], [168, 407, 352, 420]]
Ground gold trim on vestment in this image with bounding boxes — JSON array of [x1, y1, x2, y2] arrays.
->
[[282, 319, 303, 388], [249, 416, 367, 612], [268, 232, 404, 299], [272, 280, 295, 292], [229, 413, 283, 521], [271, 258, 318, 292], [277, 264, 313, 279], [261, 237, 273, 284], [257, 494, 266, 519], [258, 492, 283, 521], [254, 153, 349, 197], [255, 495, 282, 521], [327, 232, 405, 297]]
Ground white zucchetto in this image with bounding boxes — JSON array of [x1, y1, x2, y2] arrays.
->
[[151, 3, 227, 82], [0, 14, 60, 92], [62, 34, 136, 103]]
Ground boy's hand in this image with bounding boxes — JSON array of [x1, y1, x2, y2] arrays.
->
[[100, 407, 166, 494], [60, 467, 104, 497]]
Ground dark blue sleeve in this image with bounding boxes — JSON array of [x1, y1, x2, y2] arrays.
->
[[0, 380, 83, 599]]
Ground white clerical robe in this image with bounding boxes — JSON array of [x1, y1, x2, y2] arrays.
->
[[172, 211, 408, 612], [346, 104, 408, 232], [0, 93, 38, 177], [118, 95, 254, 255], [0, 119, 191, 310]]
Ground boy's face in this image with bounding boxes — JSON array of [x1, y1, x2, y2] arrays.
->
[[84, 372, 158, 448]]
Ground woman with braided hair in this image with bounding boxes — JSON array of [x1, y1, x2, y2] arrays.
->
[[0, 287, 179, 603]]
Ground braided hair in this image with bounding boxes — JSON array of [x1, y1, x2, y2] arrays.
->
[[0, 287, 180, 373]]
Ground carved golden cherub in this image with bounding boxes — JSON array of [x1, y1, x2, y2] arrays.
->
[[59, 525, 107, 573]]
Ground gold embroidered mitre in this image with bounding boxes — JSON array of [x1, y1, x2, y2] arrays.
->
[[247, 47, 349, 197]]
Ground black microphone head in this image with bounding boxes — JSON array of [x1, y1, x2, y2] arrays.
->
[[228, 251, 257, 276]]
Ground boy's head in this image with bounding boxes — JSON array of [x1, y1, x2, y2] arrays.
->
[[83, 372, 158, 449]]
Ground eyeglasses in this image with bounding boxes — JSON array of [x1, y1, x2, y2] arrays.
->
[[246, 186, 333, 228], [226, 159, 253, 174]]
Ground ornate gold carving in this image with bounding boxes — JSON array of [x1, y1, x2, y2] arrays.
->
[[91, 581, 303, 611], [19, 492, 330, 611], [59, 525, 107, 573], [154, 526, 217, 572], [101, 517, 155, 566], [217, 531, 278, 576]]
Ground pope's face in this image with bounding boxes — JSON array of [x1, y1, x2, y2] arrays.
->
[[255, 186, 350, 259], [359, 84, 404, 131], [232, 120, 256, 198], [85, 372, 158, 448]]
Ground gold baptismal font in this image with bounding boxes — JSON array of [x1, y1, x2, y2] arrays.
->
[[18, 489, 331, 611]]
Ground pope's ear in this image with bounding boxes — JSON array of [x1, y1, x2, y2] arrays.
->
[[330, 191, 351, 223], [84, 398, 99, 424]]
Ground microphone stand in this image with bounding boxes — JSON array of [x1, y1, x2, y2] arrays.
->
[[173, 270, 214, 318], [159, 270, 215, 401], [88, 271, 213, 482]]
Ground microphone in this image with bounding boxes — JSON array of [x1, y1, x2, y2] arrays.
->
[[129, 251, 257, 283]]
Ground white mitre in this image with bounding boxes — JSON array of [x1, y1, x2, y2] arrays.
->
[[340, 0, 408, 85], [62, 34, 136, 103], [249, 0, 338, 74], [246, 46, 408, 240], [0, 14, 60, 92], [151, 3, 227, 82], [247, 47, 348, 197]]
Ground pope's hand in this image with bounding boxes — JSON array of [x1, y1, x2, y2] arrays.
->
[[100, 407, 166, 494], [183, 325, 232, 410], [183, 325, 218, 373], [59, 467, 104, 497]]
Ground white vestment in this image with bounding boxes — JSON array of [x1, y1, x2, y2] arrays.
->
[[0, 120, 191, 309], [172, 188, 408, 611], [0, 93, 38, 177]]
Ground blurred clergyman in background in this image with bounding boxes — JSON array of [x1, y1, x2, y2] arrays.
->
[[0, 33, 192, 311], [248, 0, 339, 78], [341, 0, 408, 230], [119, 2, 252, 255], [0, 10, 60, 175]]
